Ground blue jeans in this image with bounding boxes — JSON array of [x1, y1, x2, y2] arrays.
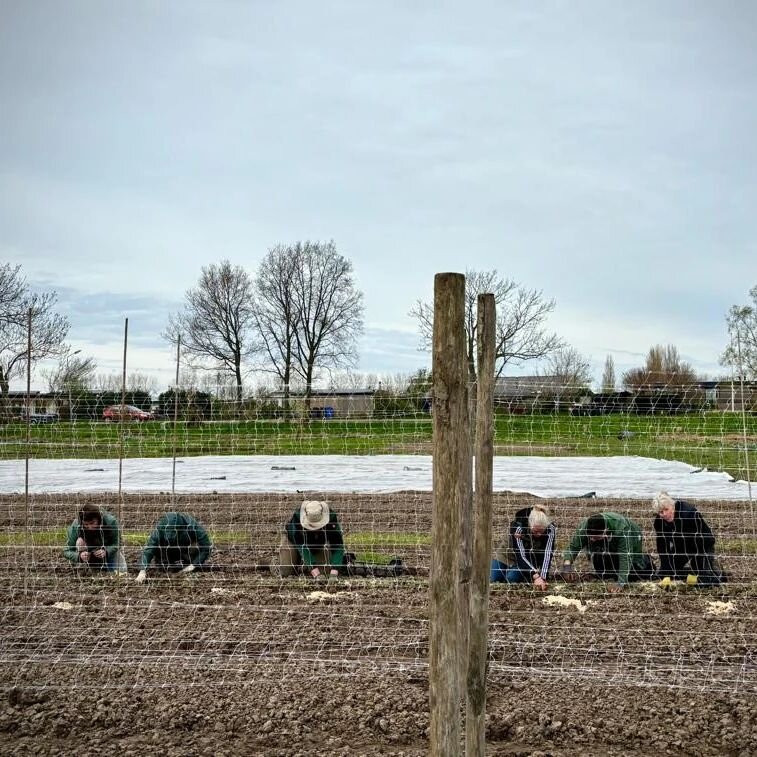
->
[[490, 559, 530, 584]]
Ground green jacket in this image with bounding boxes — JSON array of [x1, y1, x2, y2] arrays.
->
[[63, 511, 121, 564], [563, 511, 645, 586], [285, 508, 345, 567], [140, 512, 212, 569]]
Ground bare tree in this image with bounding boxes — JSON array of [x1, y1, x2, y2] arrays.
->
[[541, 346, 592, 391], [327, 370, 381, 390], [289, 241, 365, 399], [164, 261, 257, 402], [253, 244, 302, 403], [0, 264, 69, 402], [721, 285, 757, 380], [93, 371, 157, 394], [622, 344, 697, 389], [43, 352, 97, 392], [601, 355, 616, 392], [410, 269, 562, 382]]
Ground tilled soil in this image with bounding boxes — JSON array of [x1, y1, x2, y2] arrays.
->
[[1, 491, 756, 756]]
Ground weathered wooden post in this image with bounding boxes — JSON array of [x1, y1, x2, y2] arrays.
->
[[466, 293, 496, 756], [430, 272, 469, 756]]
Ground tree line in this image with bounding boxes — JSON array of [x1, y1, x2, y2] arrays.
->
[[1, 255, 756, 409]]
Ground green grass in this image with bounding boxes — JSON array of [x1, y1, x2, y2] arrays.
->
[[1, 412, 754, 478], [354, 551, 393, 565], [348, 532, 431, 548], [348, 532, 430, 565], [720, 538, 757, 555], [0, 529, 250, 547]]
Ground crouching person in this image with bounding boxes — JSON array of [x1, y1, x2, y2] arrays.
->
[[490, 505, 556, 591], [64, 504, 127, 574], [279, 500, 345, 581], [558, 512, 655, 591], [653, 492, 725, 586], [135, 512, 212, 584]]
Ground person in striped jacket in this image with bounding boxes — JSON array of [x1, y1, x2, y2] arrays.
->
[[490, 505, 556, 591]]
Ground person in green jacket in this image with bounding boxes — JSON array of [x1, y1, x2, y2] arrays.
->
[[558, 512, 655, 590], [63, 504, 127, 573], [135, 512, 212, 583], [279, 500, 345, 580]]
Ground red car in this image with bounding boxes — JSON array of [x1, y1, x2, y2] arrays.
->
[[102, 404, 154, 422]]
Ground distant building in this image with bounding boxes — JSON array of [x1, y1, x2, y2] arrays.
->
[[494, 375, 586, 413], [698, 380, 757, 411], [4, 391, 61, 416], [269, 389, 376, 417]]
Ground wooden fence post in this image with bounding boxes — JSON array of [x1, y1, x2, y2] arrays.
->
[[465, 293, 496, 756], [430, 272, 469, 756]]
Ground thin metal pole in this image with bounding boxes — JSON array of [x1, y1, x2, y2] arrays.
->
[[171, 335, 181, 501], [117, 318, 128, 525], [736, 331, 754, 533], [24, 308, 32, 595]]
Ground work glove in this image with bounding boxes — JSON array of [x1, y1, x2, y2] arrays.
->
[[135, 570, 147, 584], [179, 564, 196, 577]]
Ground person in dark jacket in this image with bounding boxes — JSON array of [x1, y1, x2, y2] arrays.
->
[[279, 500, 345, 580], [63, 504, 127, 573], [652, 492, 724, 586], [490, 505, 556, 590], [135, 512, 212, 583]]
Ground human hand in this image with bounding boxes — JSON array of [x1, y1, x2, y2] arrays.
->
[[179, 564, 195, 576], [608, 583, 624, 593], [135, 570, 147, 584], [533, 576, 547, 591], [93, 549, 106, 559], [557, 563, 578, 583], [79, 551, 90, 563], [310, 567, 322, 580]]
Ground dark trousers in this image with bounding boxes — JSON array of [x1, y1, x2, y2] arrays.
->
[[660, 552, 724, 585], [591, 552, 656, 582], [155, 546, 206, 570]]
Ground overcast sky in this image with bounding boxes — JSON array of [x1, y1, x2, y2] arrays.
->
[[2, 1, 755, 392]]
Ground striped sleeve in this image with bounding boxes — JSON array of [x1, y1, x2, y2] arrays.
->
[[540, 524, 557, 580], [514, 526, 539, 574]]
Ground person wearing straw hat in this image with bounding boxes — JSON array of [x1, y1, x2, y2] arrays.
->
[[279, 500, 345, 580], [63, 503, 127, 574], [134, 512, 212, 583], [652, 492, 725, 587]]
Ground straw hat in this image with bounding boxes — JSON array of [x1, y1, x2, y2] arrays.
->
[[300, 500, 330, 530]]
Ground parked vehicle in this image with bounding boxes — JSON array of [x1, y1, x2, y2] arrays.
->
[[22, 412, 60, 424], [102, 404, 154, 422]]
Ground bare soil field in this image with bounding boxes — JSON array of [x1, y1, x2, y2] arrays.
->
[[1, 492, 756, 756]]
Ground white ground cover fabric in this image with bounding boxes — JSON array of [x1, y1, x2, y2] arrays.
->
[[0, 454, 750, 499]]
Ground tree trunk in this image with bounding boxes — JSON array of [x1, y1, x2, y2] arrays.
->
[[235, 362, 243, 404], [0, 367, 10, 422]]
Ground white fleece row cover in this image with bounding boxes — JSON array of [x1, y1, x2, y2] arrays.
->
[[0, 454, 751, 499]]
